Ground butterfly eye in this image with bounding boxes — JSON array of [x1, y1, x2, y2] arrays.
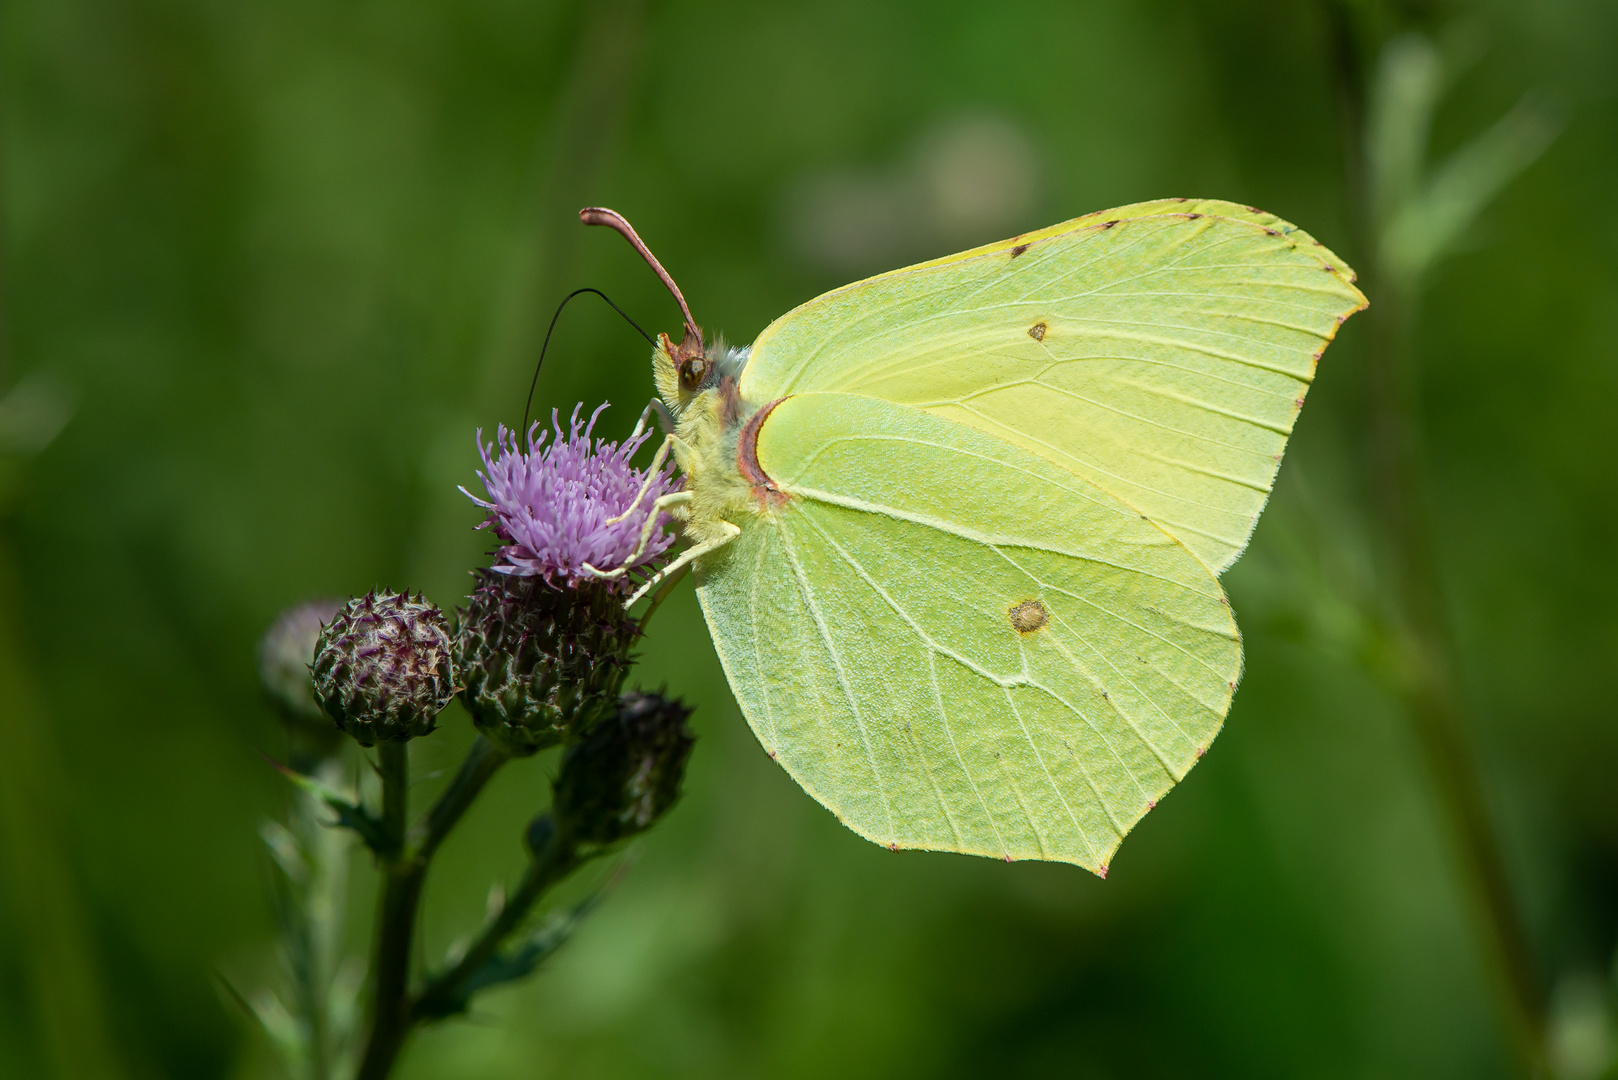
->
[[679, 358, 708, 391]]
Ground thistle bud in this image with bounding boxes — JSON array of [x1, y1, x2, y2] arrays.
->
[[312, 590, 457, 747], [258, 599, 344, 725], [455, 571, 637, 756], [552, 690, 695, 848]]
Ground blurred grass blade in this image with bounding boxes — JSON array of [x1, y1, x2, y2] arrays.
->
[[216, 973, 307, 1069], [1383, 94, 1563, 283], [0, 538, 128, 1080], [263, 753, 390, 854], [1368, 32, 1444, 227]]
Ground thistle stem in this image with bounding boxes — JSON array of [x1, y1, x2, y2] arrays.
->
[[358, 742, 414, 1080], [411, 825, 581, 1021], [379, 742, 409, 854], [356, 736, 510, 1080]]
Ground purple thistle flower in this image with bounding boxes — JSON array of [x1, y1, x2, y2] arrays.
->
[[462, 403, 679, 586]]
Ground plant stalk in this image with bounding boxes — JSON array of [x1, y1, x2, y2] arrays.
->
[[355, 735, 509, 1080], [412, 828, 580, 1021], [358, 742, 415, 1080]]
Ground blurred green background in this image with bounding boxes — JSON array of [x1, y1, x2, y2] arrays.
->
[[1, 0, 1615, 1077]]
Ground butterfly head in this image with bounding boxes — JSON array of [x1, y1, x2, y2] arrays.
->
[[653, 329, 749, 419], [655, 325, 708, 403]]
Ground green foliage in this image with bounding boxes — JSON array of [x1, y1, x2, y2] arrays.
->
[[243, 767, 362, 1080], [2, 0, 1616, 1078], [417, 891, 603, 1022], [266, 757, 390, 857]]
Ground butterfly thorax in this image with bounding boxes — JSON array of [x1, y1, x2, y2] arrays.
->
[[653, 335, 778, 547]]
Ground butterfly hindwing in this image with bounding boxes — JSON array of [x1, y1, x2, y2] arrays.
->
[[739, 201, 1367, 573], [694, 392, 1240, 870]]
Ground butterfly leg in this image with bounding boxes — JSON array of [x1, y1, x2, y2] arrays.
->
[[602, 433, 688, 528], [632, 559, 692, 635], [629, 398, 675, 441], [581, 491, 693, 582], [622, 521, 741, 609]]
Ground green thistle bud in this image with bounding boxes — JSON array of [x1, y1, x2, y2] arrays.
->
[[259, 598, 347, 766], [455, 571, 638, 756], [312, 590, 457, 747], [552, 690, 695, 849], [258, 599, 344, 725]]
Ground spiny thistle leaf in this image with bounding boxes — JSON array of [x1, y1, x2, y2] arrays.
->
[[416, 892, 605, 1021], [261, 755, 390, 855]]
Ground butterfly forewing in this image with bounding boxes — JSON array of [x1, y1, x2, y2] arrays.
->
[[739, 201, 1367, 573]]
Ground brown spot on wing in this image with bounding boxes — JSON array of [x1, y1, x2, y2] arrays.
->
[[737, 397, 791, 509], [1008, 599, 1050, 634], [1027, 321, 1047, 341], [1010, 242, 1030, 258]]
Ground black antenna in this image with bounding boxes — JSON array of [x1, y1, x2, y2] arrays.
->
[[522, 287, 655, 435]]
